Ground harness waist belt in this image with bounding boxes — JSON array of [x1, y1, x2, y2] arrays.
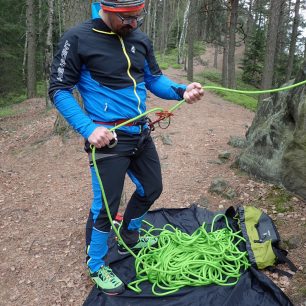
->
[[94, 119, 135, 126], [93, 119, 146, 126]]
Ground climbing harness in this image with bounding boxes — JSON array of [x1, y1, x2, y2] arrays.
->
[[91, 79, 306, 295]]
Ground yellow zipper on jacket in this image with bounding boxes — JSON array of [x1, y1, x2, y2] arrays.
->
[[118, 36, 142, 115], [92, 28, 142, 115]]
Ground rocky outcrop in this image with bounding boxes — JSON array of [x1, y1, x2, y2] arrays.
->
[[235, 64, 306, 200]]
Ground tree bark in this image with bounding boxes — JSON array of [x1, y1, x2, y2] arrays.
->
[[273, 0, 286, 85], [45, 0, 54, 108], [228, 0, 239, 89], [26, 0, 37, 98], [245, 0, 253, 47], [152, 1, 157, 47], [187, 1, 196, 82], [222, 1, 231, 88], [260, 0, 283, 99], [285, 0, 301, 82], [213, 43, 218, 69], [178, 0, 191, 64], [144, 0, 152, 36]]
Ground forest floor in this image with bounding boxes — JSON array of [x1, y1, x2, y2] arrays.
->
[[0, 67, 306, 306]]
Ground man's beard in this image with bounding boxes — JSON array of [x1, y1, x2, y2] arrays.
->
[[116, 25, 135, 37]]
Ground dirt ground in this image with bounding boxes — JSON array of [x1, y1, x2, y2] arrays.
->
[[0, 68, 305, 306]]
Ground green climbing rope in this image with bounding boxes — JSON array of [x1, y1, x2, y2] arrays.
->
[[204, 78, 306, 95], [127, 217, 250, 296]]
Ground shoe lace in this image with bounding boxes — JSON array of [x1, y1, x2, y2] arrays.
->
[[98, 266, 119, 285], [140, 236, 150, 243]]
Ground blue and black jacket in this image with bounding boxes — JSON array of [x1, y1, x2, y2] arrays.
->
[[49, 17, 187, 137]]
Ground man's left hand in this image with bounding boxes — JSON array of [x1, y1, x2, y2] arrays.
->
[[183, 82, 204, 104]]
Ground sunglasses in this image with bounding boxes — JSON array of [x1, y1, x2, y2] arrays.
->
[[115, 8, 147, 27]]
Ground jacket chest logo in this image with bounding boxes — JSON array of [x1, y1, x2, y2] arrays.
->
[[131, 45, 136, 54]]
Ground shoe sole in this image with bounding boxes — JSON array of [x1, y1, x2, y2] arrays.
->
[[93, 281, 125, 295], [118, 249, 131, 255]]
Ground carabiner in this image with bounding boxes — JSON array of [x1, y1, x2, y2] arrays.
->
[[107, 131, 118, 148]]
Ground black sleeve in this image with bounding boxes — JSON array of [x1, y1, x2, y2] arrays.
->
[[48, 29, 82, 101]]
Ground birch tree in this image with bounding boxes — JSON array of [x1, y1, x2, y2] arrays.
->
[[187, 0, 197, 81], [178, 0, 191, 64]]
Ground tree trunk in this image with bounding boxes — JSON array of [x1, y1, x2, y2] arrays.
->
[[160, 0, 167, 53], [26, 0, 37, 98], [260, 0, 282, 99], [144, 0, 152, 36], [245, 0, 253, 47], [45, 0, 54, 108], [57, 0, 63, 37], [187, 1, 196, 82], [222, 1, 231, 88], [273, 0, 286, 85], [176, 0, 181, 50], [152, 1, 157, 47], [178, 0, 191, 64], [213, 43, 218, 69], [285, 0, 301, 82], [228, 0, 239, 89], [22, 31, 28, 83]]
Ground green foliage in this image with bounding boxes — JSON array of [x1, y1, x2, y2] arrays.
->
[[193, 42, 206, 57], [0, 106, 16, 118], [241, 29, 265, 87], [156, 43, 205, 70], [37, 81, 47, 97], [156, 48, 180, 70], [0, 0, 25, 98], [197, 69, 258, 111], [0, 92, 26, 108]]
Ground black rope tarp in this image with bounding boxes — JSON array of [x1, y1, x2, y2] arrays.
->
[[83, 205, 293, 306]]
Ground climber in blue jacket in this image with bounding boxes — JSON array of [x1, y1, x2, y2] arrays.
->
[[49, 0, 204, 295]]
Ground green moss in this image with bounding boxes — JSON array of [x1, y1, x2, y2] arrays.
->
[[299, 287, 306, 297], [265, 187, 293, 213]]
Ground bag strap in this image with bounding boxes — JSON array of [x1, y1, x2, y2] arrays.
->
[[266, 266, 295, 278], [272, 246, 298, 273]]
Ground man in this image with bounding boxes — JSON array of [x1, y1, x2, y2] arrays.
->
[[49, 0, 204, 295]]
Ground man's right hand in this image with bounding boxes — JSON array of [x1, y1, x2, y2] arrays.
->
[[88, 127, 115, 148]]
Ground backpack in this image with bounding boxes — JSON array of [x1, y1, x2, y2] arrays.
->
[[236, 205, 297, 277]]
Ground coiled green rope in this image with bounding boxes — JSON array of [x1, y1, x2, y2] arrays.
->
[[127, 216, 250, 296]]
